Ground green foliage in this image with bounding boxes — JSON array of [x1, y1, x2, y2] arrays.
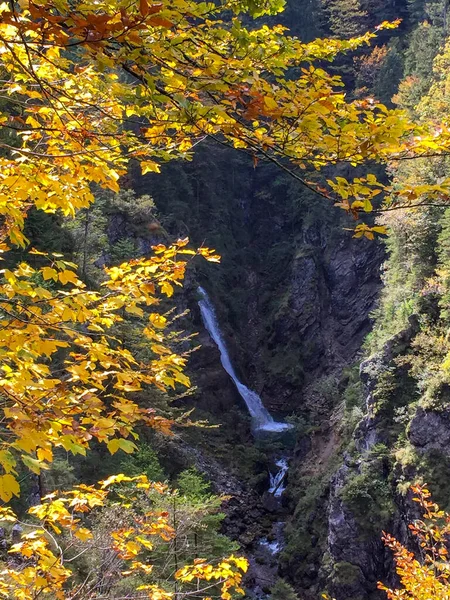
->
[[63, 189, 161, 283], [282, 475, 330, 580], [366, 208, 440, 354], [63, 201, 108, 283], [144, 468, 239, 576], [270, 578, 299, 600], [321, 0, 367, 37], [342, 366, 364, 412], [282, 444, 343, 586], [400, 22, 444, 110], [407, 0, 427, 21], [340, 464, 394, 534], [412, 450, 450, 511], [371, 40, 404, 104], [24, 209, 73, 253], [310, 375, 341, 412], [177, 468, 211, 501], [42, 458, 76, 493], [332, 561, 363, 587], [110, 238, 140, 263], [119, 443, 165, 482], [435, 207, 450, 322]]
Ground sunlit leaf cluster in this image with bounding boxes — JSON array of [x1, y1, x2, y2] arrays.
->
[[379, 485, 450, 600], [0, 475, 248, 600]]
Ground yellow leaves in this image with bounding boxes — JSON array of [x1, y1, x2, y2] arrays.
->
[[0, 449, 17, 474], [198, 247, 221, 262], [352, 224, 387, 240], [59, 436, 87, 455], [22, 456, 49, 475], [0, 472, 247, 600], [174, 371, 190, 387], [263, 96, 278, 111], [37, 446, 53, 462], [58, 269, 79, 286], [371, 226, 388, 236], [380, 485, 450, 600], [0, 473, 20, 502], [107, 438, 138, 455], [136, 584, 173, 599], [125, 304, 145, 318], [39, 339, 69, 357], [0, 506, 16, 522], [125, 540, 141, 556], [141, 161, 161, 174], [4, 531, 72, 597], [150, 313, 167, 328], [175, 555, 248, 599], [100, 473, 136, 488], [229, 555, 249, 573], [74, 527, 93, 541], [135, 535, 154, 550], [42, 267, 58, 281], [0, 0, 425, 251], [375, 19, 402, 31]]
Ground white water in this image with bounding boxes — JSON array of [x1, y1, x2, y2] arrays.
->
[[197, 287, 292, 432], [259, 521, 285, 556], [268, 458, 288, 497], [260, 537, 281, 555]]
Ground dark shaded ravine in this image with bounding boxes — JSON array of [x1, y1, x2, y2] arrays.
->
[[129, 143, 387, 598]]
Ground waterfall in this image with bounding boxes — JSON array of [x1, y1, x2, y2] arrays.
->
[[197, 286, 291, 432], [268, 458, 288, 497], [259, 460, 289, 556]]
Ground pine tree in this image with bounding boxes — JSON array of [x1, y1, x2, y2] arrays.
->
[[270, 579, 299, 600], [322, 0, 368, 37]]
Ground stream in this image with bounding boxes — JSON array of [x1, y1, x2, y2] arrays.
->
[[268, 458, 288, 498], [198, 287, 292, 594]]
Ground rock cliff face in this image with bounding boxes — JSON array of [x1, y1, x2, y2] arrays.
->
[[129, 143, 450, 600], [326, 463, 387, 600], [252, 234, 384, 412], [320, 318, 441, 600], [132, 144, 384, 416], [409, 407, 450, 453], [128, 145, 392, 598]]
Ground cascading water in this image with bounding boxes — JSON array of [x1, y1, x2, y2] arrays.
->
[[197, 286, 291, 432], [259, 459, 289, 556], [268, 458, 288, 498]]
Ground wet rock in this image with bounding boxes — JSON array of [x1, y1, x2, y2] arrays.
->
[[261, 491, 281, 513]]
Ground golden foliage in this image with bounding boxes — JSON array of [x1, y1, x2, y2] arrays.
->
[[379, 485, 450, 600], [0, 240, 219, 499], [0, 0, 449, 240], [0, 475, 249, 600]]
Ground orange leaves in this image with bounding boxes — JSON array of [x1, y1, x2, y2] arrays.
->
[[379, 485, 450, 600], [0, 0, 440, 244]]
